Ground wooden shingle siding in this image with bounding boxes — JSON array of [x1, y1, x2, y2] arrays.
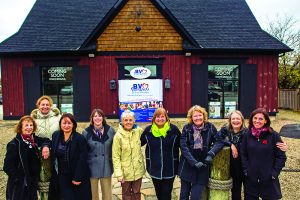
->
[[97, 0, 183, 51]]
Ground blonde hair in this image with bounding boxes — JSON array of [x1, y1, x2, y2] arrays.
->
[[187, 105, 208, 124], [35, 95, 53, 108], [151, 108, 170, 124], [227, 110, 246, 131]]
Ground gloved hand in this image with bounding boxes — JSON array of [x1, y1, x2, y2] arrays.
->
[[194, 161, 206, 169], [204, 155, 213, 165]]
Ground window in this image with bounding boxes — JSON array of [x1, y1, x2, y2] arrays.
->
[[208, 65, 239, 118], [117, 59, 163, 79], [41, 66, 73, 114]]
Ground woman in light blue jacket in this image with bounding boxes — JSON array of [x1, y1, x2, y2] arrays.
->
[[82, 109, 116, 200]]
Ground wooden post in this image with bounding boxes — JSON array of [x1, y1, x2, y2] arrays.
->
[[208, 147, 231, 200]]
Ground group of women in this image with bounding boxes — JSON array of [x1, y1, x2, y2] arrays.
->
[[3, 95, 287, 200]]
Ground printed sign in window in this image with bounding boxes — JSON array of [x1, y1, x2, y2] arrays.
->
[[224, 101, 237, 118], [209, 102, 221, 118]]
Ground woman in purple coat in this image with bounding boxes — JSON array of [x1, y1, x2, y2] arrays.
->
[[241, 108, 286, 200]]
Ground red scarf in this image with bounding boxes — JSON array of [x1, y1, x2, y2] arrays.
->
[[251, 127, 268, 139], [21, 134, 36, 147]]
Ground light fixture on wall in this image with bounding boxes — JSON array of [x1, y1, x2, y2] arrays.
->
[[88, 53, 95, 58], [165, 78, 171, 89], [110, 79, 117, 90], [185, 52, 192, 57]]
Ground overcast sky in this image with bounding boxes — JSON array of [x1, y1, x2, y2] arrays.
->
[[0, 0, 299, 43]]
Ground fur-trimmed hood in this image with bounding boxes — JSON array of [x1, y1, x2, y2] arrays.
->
[[31, 107, 60, 119]]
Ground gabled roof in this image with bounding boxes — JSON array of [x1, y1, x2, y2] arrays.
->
[[0, 0, 291, 54]]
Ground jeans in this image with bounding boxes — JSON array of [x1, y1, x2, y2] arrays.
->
[[180, 179, 205, 200]]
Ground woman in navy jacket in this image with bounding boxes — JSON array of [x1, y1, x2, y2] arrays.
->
[[241, 108, 286, 200], [49, 113, 91, 200], [141, 108, 180, 200], [178, 105, 223, 200]]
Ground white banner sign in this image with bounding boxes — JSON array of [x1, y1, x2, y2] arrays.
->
[[119, 79, 163, 102]]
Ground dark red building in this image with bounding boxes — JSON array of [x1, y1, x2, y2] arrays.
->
[[0, 0, 291, 121]]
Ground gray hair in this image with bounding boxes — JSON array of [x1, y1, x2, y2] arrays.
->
[[121, 110, 135, 121], [227, 110, 246, 131]]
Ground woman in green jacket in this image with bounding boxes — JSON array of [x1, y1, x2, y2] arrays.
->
[[112, 110, 145, 200]]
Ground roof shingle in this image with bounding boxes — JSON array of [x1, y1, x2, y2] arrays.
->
[[0, 0, 291, 53]]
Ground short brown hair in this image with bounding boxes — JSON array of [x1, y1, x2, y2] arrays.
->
[[35, 95, 53, 108], [151, 108, 170, 124], [90, 109, 107, 126], [187, 105, 208, 124], [15, 115, 37, 134]]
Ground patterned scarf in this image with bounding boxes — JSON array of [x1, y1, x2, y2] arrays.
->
[[21, 133, 36, 147], [94, 127, 104, 138], [251, 127, 268, 139], [151, 122, 170, 138], [193, 124, 204, 149]]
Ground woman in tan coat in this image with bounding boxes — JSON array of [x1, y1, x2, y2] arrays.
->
[[112, 110, 145, 200]]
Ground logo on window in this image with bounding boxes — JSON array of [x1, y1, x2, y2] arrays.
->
[[130, 67, 151, 79]]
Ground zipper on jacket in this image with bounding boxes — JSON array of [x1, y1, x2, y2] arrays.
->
[[160, 137, 163, 178]]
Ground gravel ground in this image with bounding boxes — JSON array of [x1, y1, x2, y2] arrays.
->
[[0, 109, 299, 200]]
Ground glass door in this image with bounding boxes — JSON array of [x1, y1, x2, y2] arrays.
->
[[208, 65, 239, 118], [42, 67, 74, 114]]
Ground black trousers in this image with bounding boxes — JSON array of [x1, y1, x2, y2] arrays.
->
[[244, 192, 278, 200], [230, 156, 244, 200], [231, 175, 243, 200], [152, 177, 175, 200]]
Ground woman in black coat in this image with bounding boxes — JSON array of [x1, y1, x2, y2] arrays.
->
[[241, 108, 287, 200], [178, 105, 223, 200], [217, 110, 247, 200], [49, 113, 91, 200], [4, 116, 50, 200], [141, 108, 181, 200], [218, 110, 288, 200]]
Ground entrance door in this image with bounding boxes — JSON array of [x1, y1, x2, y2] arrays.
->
[[42, 67, 74, 114], [208, 65, 239, 118]]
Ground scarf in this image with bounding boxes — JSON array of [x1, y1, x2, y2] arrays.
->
[[21, 133, 36, 147], [251, 127, 268, 139], [193, 124, 204, 149], [94, 127, 104, 138], [151, 122, 170, 138]]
